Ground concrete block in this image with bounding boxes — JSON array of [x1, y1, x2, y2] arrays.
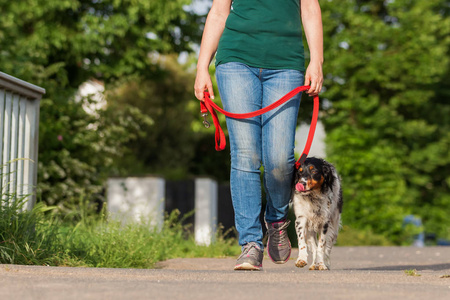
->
[[107, 177, 165, 229], [195, 178, 218, 246]]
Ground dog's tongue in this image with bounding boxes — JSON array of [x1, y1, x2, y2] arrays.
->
[[295, 183, 305, 192]]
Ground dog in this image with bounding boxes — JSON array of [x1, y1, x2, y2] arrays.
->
[[291, 157, 343, 270]]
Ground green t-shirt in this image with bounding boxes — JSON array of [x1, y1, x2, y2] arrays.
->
[[216, 0, 305, 72]]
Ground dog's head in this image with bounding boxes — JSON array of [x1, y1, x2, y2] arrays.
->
[[293, 157, 334, 195]]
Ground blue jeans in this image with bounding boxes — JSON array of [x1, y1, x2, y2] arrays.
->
[[215, 62, 304, 250]]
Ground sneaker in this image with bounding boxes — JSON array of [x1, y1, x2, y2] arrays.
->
[[266, 219, 291, 264], [234, 242, 263, 271]]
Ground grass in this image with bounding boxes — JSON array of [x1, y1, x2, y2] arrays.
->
[[0, 194, 240, 268], [335, 225, 394, 246], [404, 269, 421, 276]]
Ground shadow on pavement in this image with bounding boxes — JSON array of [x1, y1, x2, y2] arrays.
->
[[345, 263, 450, 271]]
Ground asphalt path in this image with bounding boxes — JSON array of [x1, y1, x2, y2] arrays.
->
[[1, 247, 449, 300]]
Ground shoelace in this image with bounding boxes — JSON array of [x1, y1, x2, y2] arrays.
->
[[238, 242, 261, 260], [267, 222, 290, 246]]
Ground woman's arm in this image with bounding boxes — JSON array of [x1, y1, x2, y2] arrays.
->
[[194, 0, 232, 101], [301, 0, 323, 96]]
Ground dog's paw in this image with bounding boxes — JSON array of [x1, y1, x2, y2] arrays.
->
[[295, 259, 308, 268], [308, 263, 329, 270]]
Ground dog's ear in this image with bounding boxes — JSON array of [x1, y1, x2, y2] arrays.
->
[[322, 163, 334, 190]]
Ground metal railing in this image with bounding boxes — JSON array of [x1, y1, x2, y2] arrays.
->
[[0, 71, 45, 210]]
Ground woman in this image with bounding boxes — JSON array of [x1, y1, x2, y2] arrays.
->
[[194, 0, 323, 270]]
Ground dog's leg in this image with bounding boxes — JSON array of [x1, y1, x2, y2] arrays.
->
[[323, 231, 334, 269], [307, 229, 318, 270], [313, 223, 329, 270], [324, 212, 341, 269], [294, 216, 308, 268]]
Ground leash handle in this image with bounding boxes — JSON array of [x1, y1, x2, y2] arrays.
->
[[201, 85, 319, 167], [200, 101, 208, 114]]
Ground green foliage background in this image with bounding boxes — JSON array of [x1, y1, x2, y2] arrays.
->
[[0, 0, 449, 243], [0, 0, 202, 209], [319, 0, 450, 240]]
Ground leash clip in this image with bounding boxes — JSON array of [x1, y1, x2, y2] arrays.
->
[[201, 112, 210, 128], [200, 99, 210, 128]]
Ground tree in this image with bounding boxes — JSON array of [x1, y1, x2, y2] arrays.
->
[[106, 55, 199, 179], [105, 54, 231, 182], [320, 0, 450, 241], [0, 0, 201, 88], [0, 0, 202, 208]]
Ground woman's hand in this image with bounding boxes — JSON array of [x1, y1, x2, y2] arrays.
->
[[304, 60, 323, 96], [194, 68, 214, 101]]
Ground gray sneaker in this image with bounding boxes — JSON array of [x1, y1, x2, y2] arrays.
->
[[234, 242, 263, 271], [266, 220, 291, 264]]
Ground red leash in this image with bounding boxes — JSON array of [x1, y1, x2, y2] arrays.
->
[[200, 85, 319, 168]]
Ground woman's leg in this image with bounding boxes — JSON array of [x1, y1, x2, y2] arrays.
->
[[215, 62, 264, 249], [260, 68, 303, 263], [260, 69, 304, 223]]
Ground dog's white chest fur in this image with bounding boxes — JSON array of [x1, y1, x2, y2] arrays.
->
[[292, 193, 332, 233]]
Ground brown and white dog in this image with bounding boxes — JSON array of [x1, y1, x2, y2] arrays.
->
[[292, 157, 343, 270]]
